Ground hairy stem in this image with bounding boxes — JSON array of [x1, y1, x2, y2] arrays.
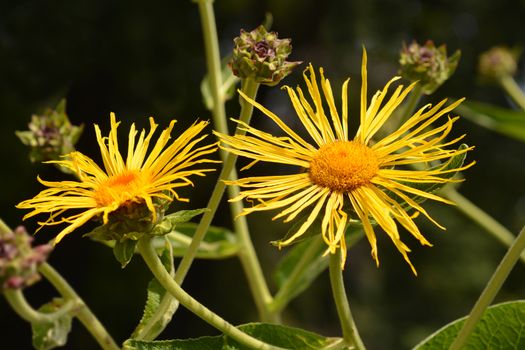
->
[[4, 288, 76, 324], [138, 237, 286, 350], [179, 0, 275, 323], [39, 263, 121, 350], [328, 249, 366, 350]]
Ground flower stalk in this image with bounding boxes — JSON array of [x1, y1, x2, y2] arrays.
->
[[0, 219, 119, 350], [39, 262, 121, 350], [137, 236, 286, 350], [329, 249, 365, 350], [174, 78, 278, 323], [449, 224, 525, 350], [189, 0, 276, 323], [3, 288, 76, 324]]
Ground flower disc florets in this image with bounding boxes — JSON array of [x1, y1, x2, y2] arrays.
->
[[309, 141, 379, 192]]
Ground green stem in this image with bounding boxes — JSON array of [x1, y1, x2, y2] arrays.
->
[[0, 219, 119, 350], [133, 239, 176, 341], [191, 0, 275, 322], [498, 74, 525, 111], [449, 224, 525, 350], [39, 263, 120, 350], [440, 186, 525, 264], [174, 79, 276, 322], [328, 249, 366, 350], [197, 0, 229, 137], [137, 237, 286, 350], [4, 288, 76, 324], [230, 80, 277, 322]]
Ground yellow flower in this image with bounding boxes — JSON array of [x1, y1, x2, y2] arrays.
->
[[17, 113, 217, 244], [216, 51, 474, 274]]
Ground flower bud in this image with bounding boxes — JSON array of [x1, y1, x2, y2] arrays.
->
[[16, 99, 84, 163], [399, 40, 461, 94], [478, 46, 519, 81], [231, 25, 301, 86], [0, 225, 52, 292]]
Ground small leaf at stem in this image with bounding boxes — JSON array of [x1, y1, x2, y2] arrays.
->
[[113, 239, 138, 268], [31, 298, 73, 350]]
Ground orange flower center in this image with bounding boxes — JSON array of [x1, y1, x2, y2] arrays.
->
[[309, 141, 379, 192], [93, 170, 147, 207]]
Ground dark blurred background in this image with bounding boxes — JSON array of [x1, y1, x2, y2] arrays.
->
[[1, 0, 525, 349]]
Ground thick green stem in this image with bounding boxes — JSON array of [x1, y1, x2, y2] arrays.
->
[[175, 79, 276, 323], [39, 263, 120, 350], [4, 288, 76, 324], [449, 224, 525, 350], [230, 80, 277, 322], [498, 74, 525, 111], [137, 237, 286, 350], [441, 186, 525, 264], [328, 249, 366, 350], [197, 0, 229, 136]]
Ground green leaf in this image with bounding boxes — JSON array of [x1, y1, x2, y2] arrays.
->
[[131, 238, 179, 340], [274, 235, 326, 289], [164, 209, 208, 226], [412, 143, 469, 195], [31, 299, 73, 350], [270, 214, 323, 247], [201, 56, 240, 111], [155, 222, 239, 259], [123, 323, 346, 350], [457, 100, 525, 142], [414, 300, 525, 349], [123, 336, 224, 350], [383, 143, 469, 208], [114, 239, 139, 268], [272, 227, 364, 311], [230, 323, 343, 349]]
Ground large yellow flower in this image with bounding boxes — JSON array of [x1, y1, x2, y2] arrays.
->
[[217, 51, 473, 274], [17, 113, 217, 244]]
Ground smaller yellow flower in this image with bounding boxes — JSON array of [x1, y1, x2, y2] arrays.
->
[[217, 51, 474, 274], [17, 113, 218, 244]]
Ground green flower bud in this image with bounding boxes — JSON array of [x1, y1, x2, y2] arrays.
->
[[16, 99, 84, 163], [231, 25, 302, 86], [0, 225, 52, 292], [399, 40, 461, 95], [478, 46, 519, 81]]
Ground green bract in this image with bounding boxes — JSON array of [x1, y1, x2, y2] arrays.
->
[[15, 99, 84, 164], [399, 40, 460, 94], [230, 25, 301, 86], [0, 225, 52, 292]]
